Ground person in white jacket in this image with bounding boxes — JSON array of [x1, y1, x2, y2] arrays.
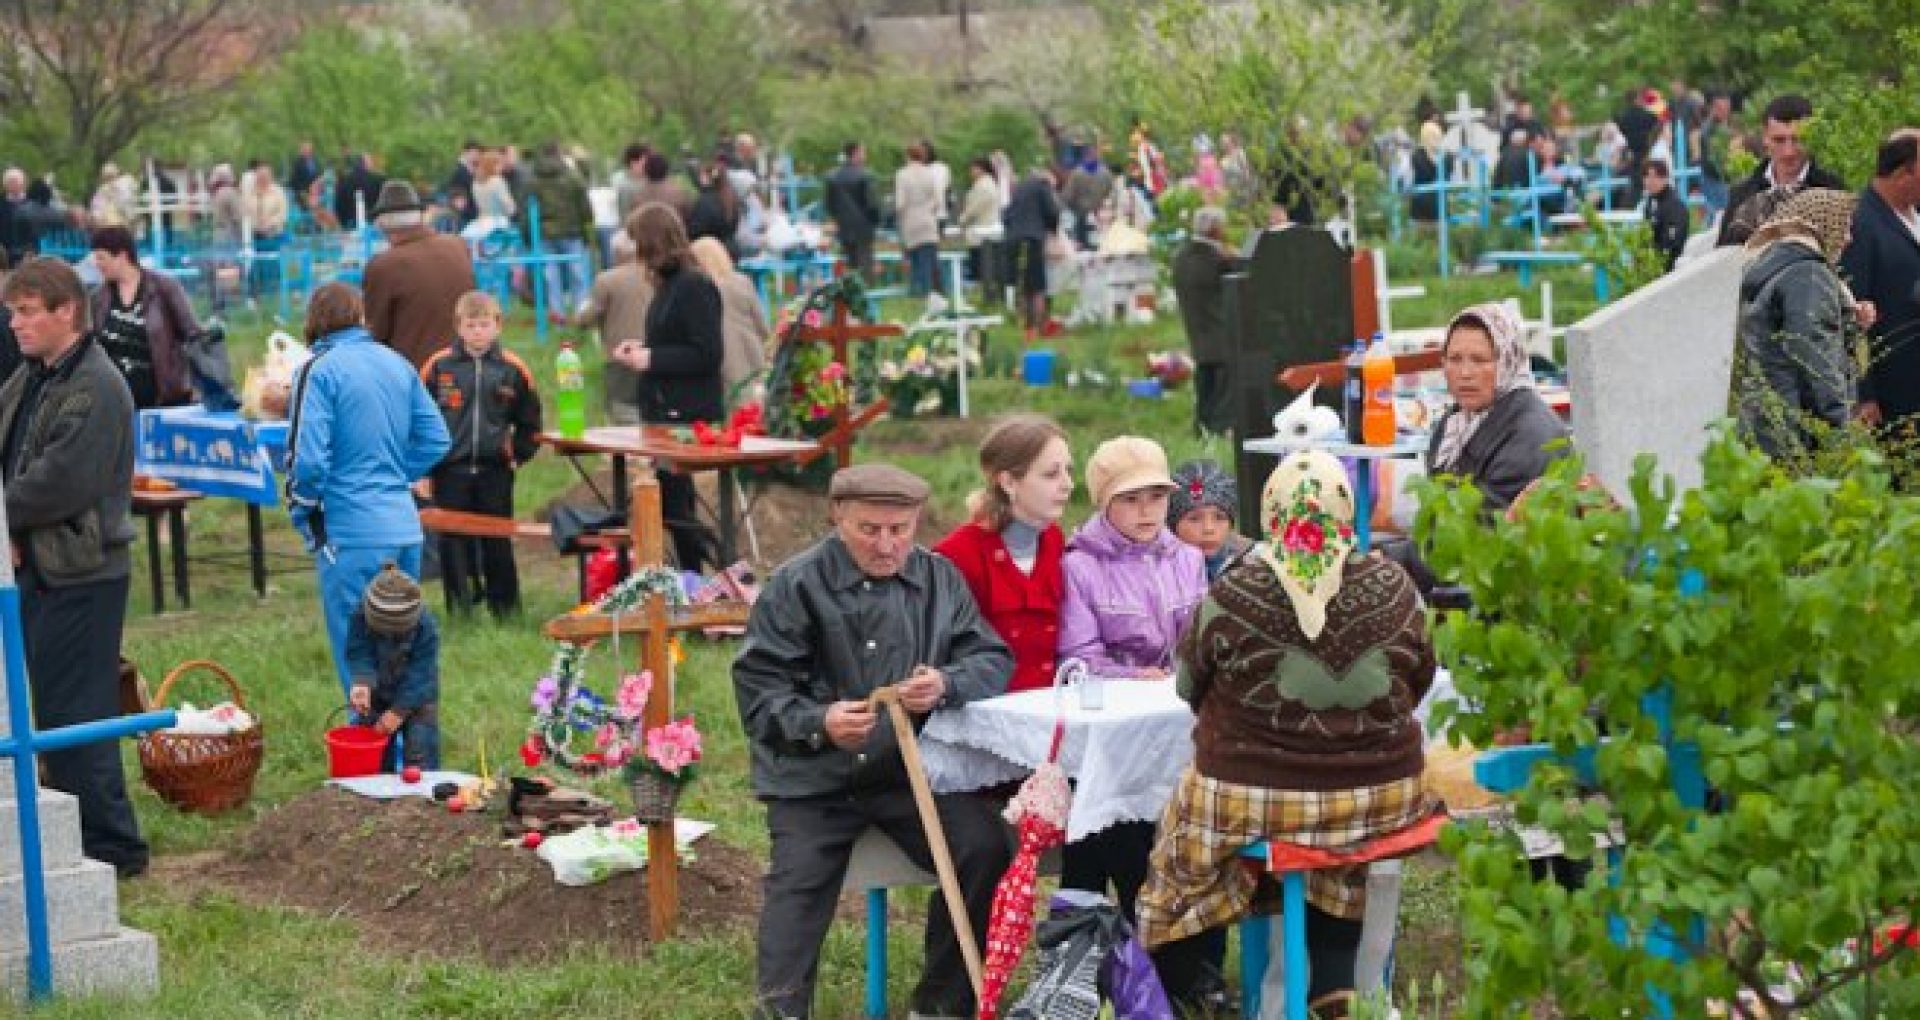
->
[[895, 142, 946, 297]]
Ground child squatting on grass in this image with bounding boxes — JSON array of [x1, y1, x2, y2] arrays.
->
[[347, 562, 442, 769]]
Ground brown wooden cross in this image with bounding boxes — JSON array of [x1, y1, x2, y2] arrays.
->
[[785, 297, 899, 468], [542, 474, 750, 942]]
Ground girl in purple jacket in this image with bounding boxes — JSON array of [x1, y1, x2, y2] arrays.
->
[[1056, 435, 1221, 1009], [1058, 436, 1208, 677]]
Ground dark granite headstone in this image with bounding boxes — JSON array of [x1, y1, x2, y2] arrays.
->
[[1222, 228, 1355, 529]]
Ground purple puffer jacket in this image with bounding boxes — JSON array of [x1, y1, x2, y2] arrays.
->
[[1058, 513, 1208, 678]]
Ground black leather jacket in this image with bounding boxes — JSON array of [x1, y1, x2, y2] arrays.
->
[[732, 535, 1012, 799]]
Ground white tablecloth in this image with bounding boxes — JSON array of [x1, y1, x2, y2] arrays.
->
[[920, 680, 1194, 842]]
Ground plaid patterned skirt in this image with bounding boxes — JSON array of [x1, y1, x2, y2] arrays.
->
[[1136, 767, 1430, 948]]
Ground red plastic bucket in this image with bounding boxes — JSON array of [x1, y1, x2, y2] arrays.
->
[[325, 723, 390, 778]]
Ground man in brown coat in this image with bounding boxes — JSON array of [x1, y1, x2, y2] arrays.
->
[[363, 181, 476, 369]]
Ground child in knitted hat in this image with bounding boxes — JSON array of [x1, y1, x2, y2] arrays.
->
[[1168, 459, 1254, 581], [346, 562, 441, 768]]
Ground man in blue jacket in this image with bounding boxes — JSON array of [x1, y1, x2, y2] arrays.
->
[[285, 282, 450, 698]]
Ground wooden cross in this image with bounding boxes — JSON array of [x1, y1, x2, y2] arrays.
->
[[785, 296, 900, 468], [542, 474, 750, 942]]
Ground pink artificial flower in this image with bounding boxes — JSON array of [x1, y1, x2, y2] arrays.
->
[[808, 402, 830, 420], [616, 671, 653, 721], [594, 722, 620, 749], [645, 718, 704, 777], [802, 309, 823, 328], [602, 739, 632, 768], [820, 361, 847, 382], [611, 818, 644, 838]]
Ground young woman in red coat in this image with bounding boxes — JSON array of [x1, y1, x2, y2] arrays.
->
[[933, 414, 1074, 692]]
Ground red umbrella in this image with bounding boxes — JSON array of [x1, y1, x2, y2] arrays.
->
[[978, 663, 1080, 1020]]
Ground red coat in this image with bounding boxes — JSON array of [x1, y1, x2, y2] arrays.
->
[[934, 521, 1065, 693]]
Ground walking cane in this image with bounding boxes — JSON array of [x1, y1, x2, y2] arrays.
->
[[869, 684, 987, 1005]]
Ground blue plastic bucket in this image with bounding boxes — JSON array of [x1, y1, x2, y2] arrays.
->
[[1127, 378, 1164, 399], [1022, 350, 1057, 387]]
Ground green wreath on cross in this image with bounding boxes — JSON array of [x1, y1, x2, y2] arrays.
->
[[523, 566, 688, 774]]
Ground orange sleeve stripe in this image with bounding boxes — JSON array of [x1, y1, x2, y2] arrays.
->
[[501, 350, 539, 393]]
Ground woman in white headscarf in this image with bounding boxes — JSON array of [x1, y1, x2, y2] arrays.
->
[[1426, 302, 1571, 510], [1138, 449, 1438, 1020]]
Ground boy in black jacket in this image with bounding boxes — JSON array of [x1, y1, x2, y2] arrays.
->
[[1642, 160, 1691, 274], [420, 291, 541, 616]]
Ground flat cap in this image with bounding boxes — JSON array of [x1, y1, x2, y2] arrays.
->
[[829, 463, 930, 506]]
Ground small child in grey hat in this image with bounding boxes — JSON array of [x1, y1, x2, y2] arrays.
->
[[1168, 459, 1253, 581], [346, 562, 441, 769]]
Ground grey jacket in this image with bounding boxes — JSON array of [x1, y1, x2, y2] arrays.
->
[[1736, 241, 1852, 459], [0, 335, 135, 586], [1425, 387, 1571, 511], [732, 535, 1013, 799]]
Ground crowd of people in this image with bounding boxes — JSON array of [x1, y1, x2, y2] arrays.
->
[[0, 67, 1916, 1019]]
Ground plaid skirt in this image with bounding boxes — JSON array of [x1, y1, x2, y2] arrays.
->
[[1136, 767, 1430, 948]]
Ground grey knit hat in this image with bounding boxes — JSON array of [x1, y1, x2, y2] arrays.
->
[[1168, 460, 1238, 527], [363, 562, 422, 636]]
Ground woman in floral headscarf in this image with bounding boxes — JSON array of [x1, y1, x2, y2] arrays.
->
[[1138, 450, 1437, 1020], [1426, 301, 1571, 510], [1734, 187, 1862, 460]]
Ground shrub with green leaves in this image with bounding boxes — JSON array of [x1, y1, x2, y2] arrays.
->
[[1417, 431, 1920, 1017]]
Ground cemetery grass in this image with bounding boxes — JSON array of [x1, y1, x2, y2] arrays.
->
[[42, 273, 1544, 1016]]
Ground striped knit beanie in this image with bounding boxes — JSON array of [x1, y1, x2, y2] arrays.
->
[[1167, 459, 1237, 528], [362, 562, 422, 636]]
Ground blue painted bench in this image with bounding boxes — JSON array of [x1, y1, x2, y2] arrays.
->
[[1481, 250, 1612, 302]]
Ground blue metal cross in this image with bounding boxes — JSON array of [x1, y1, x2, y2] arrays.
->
[[0, 544, 177, 1000]]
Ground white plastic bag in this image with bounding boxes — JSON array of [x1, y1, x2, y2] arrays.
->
[[536, 821, 651, 886]]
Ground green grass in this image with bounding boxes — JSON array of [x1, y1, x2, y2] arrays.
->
[[27, 256, 1586, 1015]]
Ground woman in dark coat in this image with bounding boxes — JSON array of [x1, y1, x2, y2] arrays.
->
[[1427, 302, 1570, 510], [685, 160, 742, 261], [87, 225, 201, 408], [611, 202, 724, 568]]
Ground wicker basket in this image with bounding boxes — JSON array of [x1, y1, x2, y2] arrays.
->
[[137, 660, 265, 815], [628, 771, 683, 826]]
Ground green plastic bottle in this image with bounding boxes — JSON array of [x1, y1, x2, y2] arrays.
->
[[554, 341, 586, 439]]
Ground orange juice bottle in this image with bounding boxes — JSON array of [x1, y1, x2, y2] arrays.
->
[[1362, 333, 1396, 445]]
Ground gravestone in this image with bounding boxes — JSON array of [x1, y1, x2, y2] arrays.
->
[[1222, 228, 1355, 528], [0, 709, 159, 1000], [1566, 246, 1744, 497]]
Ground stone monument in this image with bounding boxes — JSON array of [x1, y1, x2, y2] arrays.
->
[[0, 713, 159, 999], [1222, 228, 1355, 527], [1566, 246, 1744, 497]]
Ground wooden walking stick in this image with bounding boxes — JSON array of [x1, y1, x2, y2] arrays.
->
[[870, 684, 987, 1005]]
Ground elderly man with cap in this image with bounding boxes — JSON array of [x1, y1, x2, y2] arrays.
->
[[732, 463, 1014, 1020], [362, 180, 477, 370]]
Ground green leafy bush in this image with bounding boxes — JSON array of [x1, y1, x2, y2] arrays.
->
[[1418, 432, 1920, 1017]]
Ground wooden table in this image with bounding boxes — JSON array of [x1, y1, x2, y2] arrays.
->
[[538, 428, 826, 566], [131, 488, 202, 614]]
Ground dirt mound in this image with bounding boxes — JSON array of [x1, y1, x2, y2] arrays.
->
[[192, 787, 762, 965]]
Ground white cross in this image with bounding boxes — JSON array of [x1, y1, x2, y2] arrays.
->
[[1445, 91, 1486, 140]]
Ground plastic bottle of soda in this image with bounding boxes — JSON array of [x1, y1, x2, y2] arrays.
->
[[555, 342, 586, 439], [1362, 332, 1396, 446], [1343, 341, 1366, 444]]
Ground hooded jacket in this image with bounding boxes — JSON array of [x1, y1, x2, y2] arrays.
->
[[1736, 239, 1852, 458], [1057, 513, 1207, 678], [285, 326, 450, 550], [420, 341, 542, 469]]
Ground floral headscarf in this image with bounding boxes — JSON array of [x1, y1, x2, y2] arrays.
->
[[1257, 450, 1357, 641], [1432, 302, 1534, 474], [1743, 187, 1857, 266]]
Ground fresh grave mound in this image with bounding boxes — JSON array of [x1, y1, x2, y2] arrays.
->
[[215, 787, 763, 965]]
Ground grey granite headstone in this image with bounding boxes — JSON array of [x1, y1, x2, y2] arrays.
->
[[1567, 246, 1744, 497], [1223, 228, 1355, 527]]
